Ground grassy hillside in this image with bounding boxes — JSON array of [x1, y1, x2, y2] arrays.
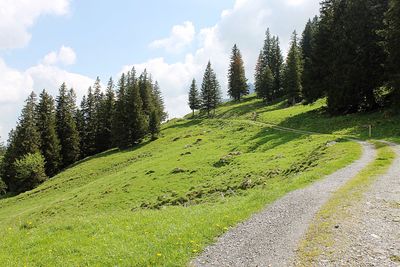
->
[[1, 95, 397, 266]]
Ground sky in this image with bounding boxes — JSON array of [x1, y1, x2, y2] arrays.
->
[[0, 0, 320, 141]]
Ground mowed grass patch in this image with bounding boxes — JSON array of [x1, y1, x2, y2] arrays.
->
[[296, 141, 396, 265], [0, 117, 361, 266]]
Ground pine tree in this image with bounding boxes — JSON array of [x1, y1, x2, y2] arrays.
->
[[149, 109, 160, 140], [138, 70, 154, 116], [152, 81, 167, 122], [56, 84, 80, 167], [112, 73, 130, 148], [99, 77, 116, 150], [385, 0, 400, 106], [270, 37, 284, 97], [188, 79, 201, 116], [37, 90, 61, 177], [2, 93, 43, 192], [301, 17, 321, 103], [283, 31, 303, 105], [126, 68, 147, 145], [200, 61, 221, 116], [327, 0, 387, 114], [228, 44, 248, 101], [255, 29, 284, 101]]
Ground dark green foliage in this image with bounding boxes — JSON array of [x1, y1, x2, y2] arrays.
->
[[228, 44, 248, 101], [1, 93, 42, 192], [188, 79, 201, 116], [254, 29, 284, 102], [13, 152, 47, 193], [200, 61, 221, 116], [138, 70, 154, 116], [112, 74, 130, 149], [283, 31, 303, 105], [98, 78, 116, 150], [301, 17, 321, 103], [56, 84, 80, 167], [149, 110, 161, 140], [37, 90, 61, 177], [126, 69, 148, 145], [152, 81, 167, 122], [385, 0, 400, 106]]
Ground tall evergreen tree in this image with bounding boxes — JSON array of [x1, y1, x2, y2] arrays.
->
[[56, 84, 80, 167], [152, 81, 167, 122], [149, 109, 160, 140], [138, 70, 154, 116], [327, 0, 387, 114], [255, 29, 284, 101], [385, 0, 400, 106], [228, 44, 248, 101], [283, 31, 303, 105], [200, 61, 221, 116], [126, 68, 147, 145], [188, 79, 201, 116], [112, 74, 130, 148], [98, 77, 116, 150], [37, 90, 61, 177], [2, 93, 43, 192], [301, 17, 321, 103]]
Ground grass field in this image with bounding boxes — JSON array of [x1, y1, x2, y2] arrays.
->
[[1, 95, 398, 266]]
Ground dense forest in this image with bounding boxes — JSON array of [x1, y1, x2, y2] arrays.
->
[[189, 0, 399, 116], [1, 0, 399, 195], [0, 69, 166, 194]]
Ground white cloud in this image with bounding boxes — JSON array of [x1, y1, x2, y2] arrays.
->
[[0, 57, 94, 140], [149, 21, 195, 53], [122, 0, 320, 120], [43, 46, 77, 65], [0, 0, 70, 49]]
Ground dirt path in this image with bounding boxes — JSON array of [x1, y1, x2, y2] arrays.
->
[[192, 142, 376, 267], [311, 142, 400, 266]]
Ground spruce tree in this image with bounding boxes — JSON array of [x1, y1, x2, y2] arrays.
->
[[385, 0, 400, 106], [301, 17, 320, 103], [2, 93, 43, 192], [270, 37, 284, 97], [283, 31, 303, 105], [126, 69, 147, 145], [112, 73, 130, 148], [99, 77, 116, 150], [188, 79, 200, 116], [152, 81, 167, 122], [138, 70, 154, 116], [200, 61, 221, 116], [228, 44, 248, 101], [56, 84, 80, 167], [37, 90, 61, 177], [149, 109, 160, 140]]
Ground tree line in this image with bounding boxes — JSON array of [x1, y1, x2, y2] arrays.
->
[[188, 0, 400, 115], [0, 68, 166, 194]]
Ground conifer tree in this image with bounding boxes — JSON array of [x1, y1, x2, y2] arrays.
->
[[56, 84, 80, 167], [112, 74, 130, 148], [126, 69, 147, 145], [228, 44, 248, 101], [152, 81, 167, 122], [283, 31, 303, 105], [270, 37, 284, 97], [98, 77, 115, 150], [2, 93, 43, 192], [37, 90, 61, 177], [188, 79, 200, 116], [200, 61, 221, 116], [138, 70, 154, 116], [149, 109, 160, 140], [385, 0, 400, 106], [301, 17, 320, 103]]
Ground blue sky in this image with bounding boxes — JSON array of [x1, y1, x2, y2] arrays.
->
[[0, 0, 320, 141]]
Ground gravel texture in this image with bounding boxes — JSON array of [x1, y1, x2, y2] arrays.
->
[[192, 142, 376, 267], [314, 142, 400, 266]]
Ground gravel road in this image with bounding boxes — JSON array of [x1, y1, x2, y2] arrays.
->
[[313, 142, 400, 266], [192, 142, 376, 267]]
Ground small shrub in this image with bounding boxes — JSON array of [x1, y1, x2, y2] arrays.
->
[[14, 152, 48, 193]]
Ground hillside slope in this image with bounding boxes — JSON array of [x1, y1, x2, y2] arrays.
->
[[1, 96, 397, 266]]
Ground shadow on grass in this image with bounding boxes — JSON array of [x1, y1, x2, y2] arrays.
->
[[244, 127, 300, 153]]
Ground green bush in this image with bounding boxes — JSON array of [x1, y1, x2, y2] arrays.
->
[[14, 152, 48, 193]]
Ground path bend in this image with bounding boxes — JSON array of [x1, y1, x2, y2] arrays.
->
[[192, 141, 376, 267]]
